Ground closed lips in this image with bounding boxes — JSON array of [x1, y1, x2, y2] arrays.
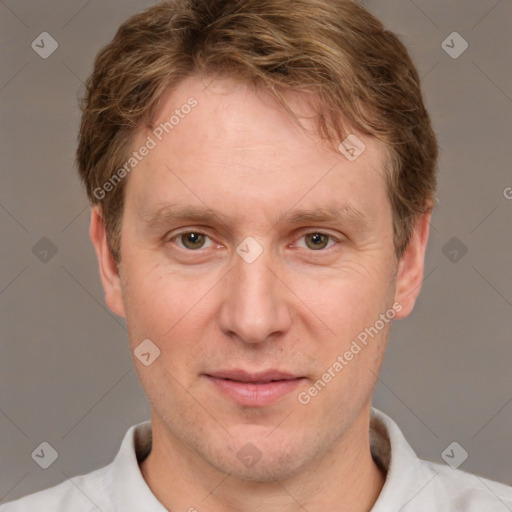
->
[[207, 370, 303, 383]]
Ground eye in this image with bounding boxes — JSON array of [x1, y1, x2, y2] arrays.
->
[[296, 232, 339, 251], [173, 231, 214, 250]]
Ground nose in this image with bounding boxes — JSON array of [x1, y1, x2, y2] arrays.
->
[[218, 245, 292, 345]]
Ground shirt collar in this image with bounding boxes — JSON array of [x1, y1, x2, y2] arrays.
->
[[109, 420, 167, 511], [369, 408, 438, 511]]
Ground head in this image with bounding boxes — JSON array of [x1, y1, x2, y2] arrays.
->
[[80, 0, 437, 481]]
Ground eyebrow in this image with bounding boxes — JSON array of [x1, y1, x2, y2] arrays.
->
[[282, 204, 369, 229], [139, 202, 370, 232], [140, 204, 223, 227]]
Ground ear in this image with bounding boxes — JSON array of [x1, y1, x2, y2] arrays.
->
[[89, 206, 126, 318], [393, 211, 432, 319]]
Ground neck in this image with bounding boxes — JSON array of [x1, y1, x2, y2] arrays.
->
[[140, 406, 385, 512]]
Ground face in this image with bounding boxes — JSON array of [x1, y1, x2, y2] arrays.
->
[[91, 75, 429, 481]]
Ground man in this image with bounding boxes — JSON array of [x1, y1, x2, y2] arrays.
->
[[2, 0, 511, 510]]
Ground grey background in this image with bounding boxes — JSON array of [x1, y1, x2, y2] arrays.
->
[[1, 0, 511, 503]]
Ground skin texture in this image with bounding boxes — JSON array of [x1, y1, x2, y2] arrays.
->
[[90, 75, 431, 512]]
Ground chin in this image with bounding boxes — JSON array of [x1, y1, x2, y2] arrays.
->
[[205, 432, 315, 482], [224, 452, 308, 483]]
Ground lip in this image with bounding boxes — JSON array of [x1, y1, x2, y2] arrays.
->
[[209, 369, 300, 383], [205, 369, 305, 407]]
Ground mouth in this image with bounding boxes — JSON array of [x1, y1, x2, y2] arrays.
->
[[204, 369, 306, 407]]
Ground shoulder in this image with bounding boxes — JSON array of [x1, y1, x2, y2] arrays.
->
[[370, 408, 512, 511], [0, 464, 113, 512], [423, 459, 512, 511], [0, 421, 155, 512]]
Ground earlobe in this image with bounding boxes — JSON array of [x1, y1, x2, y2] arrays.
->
[[393, 211, 432, 319], [89, 207, 126, 318]]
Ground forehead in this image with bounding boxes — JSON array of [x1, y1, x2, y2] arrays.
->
[[125, 75, 391, 228]]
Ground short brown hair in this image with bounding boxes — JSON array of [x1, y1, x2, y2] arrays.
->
[[77, 0, 438, 262]]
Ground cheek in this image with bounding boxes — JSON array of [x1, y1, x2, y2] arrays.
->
[[293, 257, 395, 340], [300, 270, 393, 417], [120, 259, 219, 364]]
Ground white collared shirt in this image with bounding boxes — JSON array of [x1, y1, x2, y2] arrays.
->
[[2, 409, 511, 511]]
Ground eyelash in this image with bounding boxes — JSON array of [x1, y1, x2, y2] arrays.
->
[[167, 229, 341, 252]]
